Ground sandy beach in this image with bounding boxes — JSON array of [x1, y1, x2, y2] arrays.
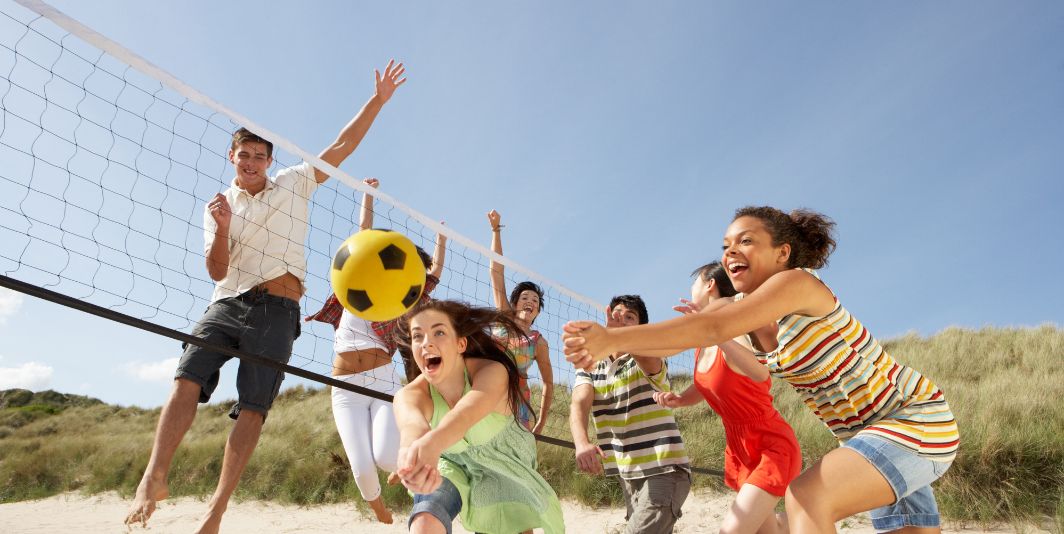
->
[[0, 490, 1044, 534]]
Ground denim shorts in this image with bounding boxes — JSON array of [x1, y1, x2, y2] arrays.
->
[[843, 433, 952, 533], [176, 288, 301, 420], [409, 476, 462, 534]]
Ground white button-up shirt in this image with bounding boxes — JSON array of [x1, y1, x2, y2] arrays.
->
[[203, 162, 318, 303]]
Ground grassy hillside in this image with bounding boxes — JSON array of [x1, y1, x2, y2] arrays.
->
[[1, 326, 1061, 526]]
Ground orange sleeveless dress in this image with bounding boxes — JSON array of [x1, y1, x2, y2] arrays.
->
[[693, 346, 802, 497]]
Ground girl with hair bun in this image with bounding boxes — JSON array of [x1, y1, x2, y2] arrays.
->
[[564, 207, 958, 534]]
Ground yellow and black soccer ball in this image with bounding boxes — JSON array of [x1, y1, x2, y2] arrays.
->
[[330, 229, 426, 321]]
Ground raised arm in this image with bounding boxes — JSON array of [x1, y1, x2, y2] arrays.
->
[[569, 383, 605, 475], [564, 269, 836, 369], [430, 222, 447, 280], [358, 177, 379, 231], [530, 336, 553, 435], [487, 210, 510, 312], [314, 60, 406, 183]]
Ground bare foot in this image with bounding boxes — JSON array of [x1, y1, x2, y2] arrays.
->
[[193, 502, 226, 534], [368, 497, 394, 524], [124, 474, 169, 528]]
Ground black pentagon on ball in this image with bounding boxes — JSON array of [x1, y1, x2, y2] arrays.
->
[[347, 289, 373, 312], [378, 243, 407, 270], [333, 243, 351, 271], [402, 285, 423, 308]]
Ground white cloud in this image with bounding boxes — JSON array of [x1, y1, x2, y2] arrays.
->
[[0, 288, 24, 325], [123, 357, 180, 384], [0, 361, 54, 390]]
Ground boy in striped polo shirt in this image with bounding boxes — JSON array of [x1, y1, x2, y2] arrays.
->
[[570, 295, 691, 533]]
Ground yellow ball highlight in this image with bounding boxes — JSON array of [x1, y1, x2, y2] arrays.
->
[[330, 229, 427, 321]]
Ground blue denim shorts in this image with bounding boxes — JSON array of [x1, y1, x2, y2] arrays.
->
[[843, 433, 952, 533], [409, 476, 462, 534]]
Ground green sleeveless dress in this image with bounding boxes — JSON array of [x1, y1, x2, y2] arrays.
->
[[428, 373, 564, 534]]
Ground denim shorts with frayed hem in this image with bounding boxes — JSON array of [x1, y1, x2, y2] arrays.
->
[[409, 476, 462, 534], [843, 433, 952, 533]]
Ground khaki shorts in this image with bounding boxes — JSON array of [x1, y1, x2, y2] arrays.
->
[[620, 469, 691, 534]]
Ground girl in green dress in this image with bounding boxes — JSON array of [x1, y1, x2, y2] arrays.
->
[[392, 300, 564, 534]]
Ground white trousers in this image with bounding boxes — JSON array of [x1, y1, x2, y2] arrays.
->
[[331, 373, 401, 501]]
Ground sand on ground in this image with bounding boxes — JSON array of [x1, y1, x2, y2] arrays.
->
[[0, 490, 1045, 533]]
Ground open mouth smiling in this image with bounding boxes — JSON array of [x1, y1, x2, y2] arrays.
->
[[424, 354, 443, 372], [727, 260, 749, 276]]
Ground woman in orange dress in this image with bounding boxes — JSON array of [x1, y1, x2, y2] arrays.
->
[[655, 261, 801, 534]]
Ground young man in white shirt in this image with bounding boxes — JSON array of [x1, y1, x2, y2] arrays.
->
[[124, 60, 406, 534]]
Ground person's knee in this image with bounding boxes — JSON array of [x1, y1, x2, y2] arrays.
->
[[785, 477, 822, 518], [409, 511, 445, 534], [236, 408, 265, 424], [173, 377, 202, 399]]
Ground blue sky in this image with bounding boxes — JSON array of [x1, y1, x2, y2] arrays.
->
[[1, 1, 1061, 407]]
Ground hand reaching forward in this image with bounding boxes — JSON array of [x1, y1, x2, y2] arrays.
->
[[396, 438, 443, 494], [653, 391, 684, 408], [672, 298, 703, 315], [562, 321, 612, 370]]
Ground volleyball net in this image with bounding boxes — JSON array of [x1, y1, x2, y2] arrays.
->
[[0, 0, 711, 471]]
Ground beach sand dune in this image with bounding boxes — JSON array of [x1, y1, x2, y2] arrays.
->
[[0, 490, 1042, 533]]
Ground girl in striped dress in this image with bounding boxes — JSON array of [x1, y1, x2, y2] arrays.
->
[[563, 206, 958, 534]]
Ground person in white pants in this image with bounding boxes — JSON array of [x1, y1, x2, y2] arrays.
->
[[331, 309, 404, 523], [312, 177, 446, 524]]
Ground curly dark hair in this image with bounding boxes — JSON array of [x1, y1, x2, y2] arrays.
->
[[734, 206, 837, 269], [394, 299, 534, 429]]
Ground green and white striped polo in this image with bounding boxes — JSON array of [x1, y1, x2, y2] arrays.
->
[[574, 354, 690, 480]]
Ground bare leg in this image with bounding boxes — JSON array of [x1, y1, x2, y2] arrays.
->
[[367, 496, 394, 524], [124, 378, 201, 528], [769, 512, 789, 534], [409, 512, 448, 534], [720, 484, 783, 534], [785, 447, 896, 534], [194, 408, 265, 534]]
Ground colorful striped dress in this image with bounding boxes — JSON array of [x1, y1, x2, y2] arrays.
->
[[753, 270, 959, 462]]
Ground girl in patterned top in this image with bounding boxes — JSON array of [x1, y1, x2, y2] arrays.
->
[[563, 206, 958, 534], [486, 209, 553, 433]]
